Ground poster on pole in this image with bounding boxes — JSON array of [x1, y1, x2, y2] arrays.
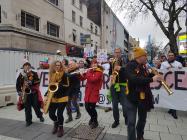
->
[[97, 49, 108, 63], [83, 45, 94, 58]]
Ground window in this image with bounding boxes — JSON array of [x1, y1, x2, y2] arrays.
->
[[80, 33, 83, 45], [79, 0, 82, 10], [21, 11, 39, 31], [90, 23, 93, 33], [72, 29, 77, 42], [48, 0, 58, 6], [47, 22, 59, 37], [80, 16, 83, 27], [0, 6, 1, 23], [72, 11, 76, 23], [95, 26, 98, 35], [72, 0, 75, 5]]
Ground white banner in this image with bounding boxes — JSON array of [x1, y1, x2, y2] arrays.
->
[[38, 68, 187, 111]]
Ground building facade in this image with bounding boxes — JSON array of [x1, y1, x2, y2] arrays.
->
[[87, 0, 129, 55], [0, 0, 128, 57], [129, 36, 140, 48], [0, 0, 66, 54], [63, 0, 100, 57]]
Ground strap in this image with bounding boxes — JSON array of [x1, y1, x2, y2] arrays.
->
[[114, 83, 127, 92], [51, 96, 68, 103]]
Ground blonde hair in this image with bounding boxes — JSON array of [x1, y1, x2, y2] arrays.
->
[[49, 60, 63, 79]]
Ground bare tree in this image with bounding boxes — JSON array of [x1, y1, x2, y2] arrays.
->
[[108, 0, 187, 54]]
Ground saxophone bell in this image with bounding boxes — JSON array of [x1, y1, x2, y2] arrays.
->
[[43, 83, 58, 114]]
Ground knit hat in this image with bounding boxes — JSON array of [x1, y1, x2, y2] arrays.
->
[[22, 59, 31, 67], [133, 47, 147, 59]]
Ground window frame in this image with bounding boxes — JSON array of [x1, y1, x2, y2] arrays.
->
[[47, 21, 60, 38], [72, 29, 77, 42], [48, 0, 58, 6], [80, 16, 83, 27], [72, 10, 76, 23], [21, 11, 40, 31]]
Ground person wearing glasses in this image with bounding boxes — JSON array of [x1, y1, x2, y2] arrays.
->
[[109, 48, 128, 128]]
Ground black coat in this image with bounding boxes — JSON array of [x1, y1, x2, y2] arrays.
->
[[46, 73, 70, 99], [126, 60, 154, 111], [16, 70, 40, 94]]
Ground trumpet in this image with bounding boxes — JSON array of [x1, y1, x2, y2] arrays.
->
[[151, 67, 173, 95], [43, 83, 58, 114]]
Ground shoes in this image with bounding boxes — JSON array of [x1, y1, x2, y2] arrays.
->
[[26, 121, 32, 127], [75, 112, 81, 119], [57, 126, 64, 137], [112, 121, 119, 128], [65, 117, 73, 123], [88, 119, 93, 126], [168, 109, 178, 119], [40, 116, 44, 122], [105, 107, 112, 112], [168, 109, 172, 114], [171, 112, 178, 119], [52, 122, 58, 134], [90, 121, 98, 129]]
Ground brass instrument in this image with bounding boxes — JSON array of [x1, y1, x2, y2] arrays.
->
[[21, 70, 32, 103], [110, 58, 120, 85], [43, 83, 58, 114], [151, 68, 173, 95]]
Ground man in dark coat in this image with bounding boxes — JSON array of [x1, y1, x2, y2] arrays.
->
[[117, 47, 162, 140], [16, 62, 44, 127]]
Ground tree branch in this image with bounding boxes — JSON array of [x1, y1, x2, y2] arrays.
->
[[162, 0, 169, 12], [175, 3, 187, 17], [174, 16, 182, 37], [147, 0, 169, 37], [139, 0, 152, 10]]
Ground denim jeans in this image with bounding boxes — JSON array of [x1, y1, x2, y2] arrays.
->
[[124, 98, 147, 140]]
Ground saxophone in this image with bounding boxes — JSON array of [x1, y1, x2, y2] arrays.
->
[[21, 70, 32, 103], [43, 83, 58, 114], [110, 58, 119, 85]]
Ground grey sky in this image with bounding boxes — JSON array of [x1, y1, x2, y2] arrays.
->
[[106, 0, 186, 48]]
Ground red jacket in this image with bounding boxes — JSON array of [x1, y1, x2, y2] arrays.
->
[[80, 68, 103, 103]]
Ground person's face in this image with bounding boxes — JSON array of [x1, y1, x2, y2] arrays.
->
[[55, 62, 61, 72], [23, 65, 30, 72], [114, 49, 121, 58], [79, 61, 84, 68], [168, 53, 175, 61], [139, 55, 147, 64], [68, 61, 75, 69], [91, 63, 98, 68]]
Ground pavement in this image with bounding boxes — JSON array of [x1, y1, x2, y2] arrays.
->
[[0, 105, 187, 140]]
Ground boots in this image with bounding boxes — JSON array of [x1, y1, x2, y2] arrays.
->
[[65, 114, 73, 123], [57, 126, 64, 137], [52, 122, 58, 134], [90, 121, 98, 129], [75, 111, 81, 119]]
